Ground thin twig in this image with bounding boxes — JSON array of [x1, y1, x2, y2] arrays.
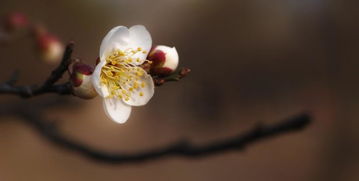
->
[[0, 43, 74, 98], [41, 42, 74, 87], [153, 67, 191, 86]]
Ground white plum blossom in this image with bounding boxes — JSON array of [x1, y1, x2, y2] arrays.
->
[[92, 25, 154, 124]]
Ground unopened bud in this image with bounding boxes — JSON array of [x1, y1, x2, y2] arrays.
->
[[70, 62, 98, 99], [35, 29, 64, 63], [3, 12, 29, 33], [147, 45, 179, 76]]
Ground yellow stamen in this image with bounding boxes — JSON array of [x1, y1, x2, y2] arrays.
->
[[100, 48, 147, 100]]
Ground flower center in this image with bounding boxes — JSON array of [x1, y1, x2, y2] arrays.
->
[[100, 48, 148, 100]]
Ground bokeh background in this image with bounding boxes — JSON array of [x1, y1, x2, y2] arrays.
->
[[0, 0, 358, 180]]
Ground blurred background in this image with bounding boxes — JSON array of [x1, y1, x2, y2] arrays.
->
[[0, 0, 358, 180]]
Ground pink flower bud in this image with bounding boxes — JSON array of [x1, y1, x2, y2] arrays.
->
[[3, 12, 29, 33], [70, 62, 98, 99], [147, 45, 179, 76], [36, 31, 64, 63]]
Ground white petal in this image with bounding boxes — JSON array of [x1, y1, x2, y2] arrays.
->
[[103, 98, 132, 124], [91, 61, 109, 97], [122, 68, 155, 106], [99, 26, 130, 60], [128, 25, 152, 64]]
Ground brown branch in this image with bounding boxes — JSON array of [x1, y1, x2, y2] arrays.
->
[[0, 43, 74, 98], [153, 67, 191, 86]]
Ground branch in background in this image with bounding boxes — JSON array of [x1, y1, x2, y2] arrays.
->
[[5, 104, 311, 164], [0, 43, 74, 98]]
